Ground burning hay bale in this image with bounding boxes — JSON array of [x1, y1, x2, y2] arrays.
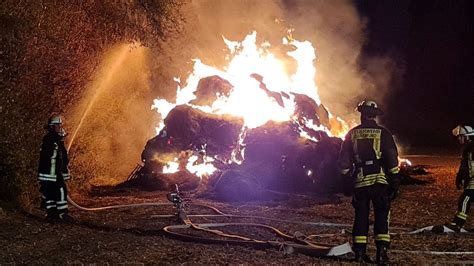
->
[[164, 105, 244, 156], [121, 75, 425, 201], [139, 104, 244, 175], [292, 93, 330, 128], [120, 76, 422, 201], [399, 160, 432, 185], [118, 32, 355, 200], [118, 170, 200, 192], [130, 101, 344, 200], [241, 121, 342, 194], [190, 75, 233, 107], [122, 103, 244, 194]]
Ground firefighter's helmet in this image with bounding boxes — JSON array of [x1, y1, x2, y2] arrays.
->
[[356, 100, 384, 116], [452, 125, 474, 137], [48, 115, 63, 125]]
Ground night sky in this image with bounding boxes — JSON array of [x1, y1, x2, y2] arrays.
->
[[355, 0, 474, 153]]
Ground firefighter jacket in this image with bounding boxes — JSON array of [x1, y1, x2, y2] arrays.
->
[[339, 119, 399, 188], [457, 141, 474, 190], [38, 131, 70, 182]]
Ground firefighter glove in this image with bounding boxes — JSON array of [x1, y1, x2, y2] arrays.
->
[[388, 187, 398, 201]]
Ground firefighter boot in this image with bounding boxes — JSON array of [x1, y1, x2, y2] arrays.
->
[[45, 208, 60, 223], [59, 213, 75, 223], [444, 222, 462, 232], [354, 245, 373, 263], [376, 242, 389, 265]]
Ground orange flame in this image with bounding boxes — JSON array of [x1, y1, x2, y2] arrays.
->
[[153, 31, 349, 176]]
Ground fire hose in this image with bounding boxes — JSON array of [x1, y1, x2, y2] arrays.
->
[[66, 186, 474, 257], [160, 185, 352, 257], [162, 223, 351, 257], [66, 185, 352, 257], [67, 195, 173, 211], [161, 200, 474, 257]]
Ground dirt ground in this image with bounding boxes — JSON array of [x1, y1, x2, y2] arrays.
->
[[1, 156, 474, 264]]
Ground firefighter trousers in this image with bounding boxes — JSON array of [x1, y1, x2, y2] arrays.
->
[[453, 189, 474, 227], [39, 180, 68, 217], [352, 183, 391, 250]]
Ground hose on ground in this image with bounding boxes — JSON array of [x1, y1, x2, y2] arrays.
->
[[162, 222, 352, 257], [67, 195, 173, 211], [67, 192, 471, 257], [67, 194, 352, 257]]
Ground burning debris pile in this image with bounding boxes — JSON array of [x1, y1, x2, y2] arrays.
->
[[119, 32, 350, 200], [398, 159, 432, 185]]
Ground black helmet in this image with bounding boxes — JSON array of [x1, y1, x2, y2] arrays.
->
[[356, 100, 383, 116]]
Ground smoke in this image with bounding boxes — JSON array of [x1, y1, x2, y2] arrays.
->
[[281, 0, 369, 122], [149, 0, 397, 124], [147, 0, 287, 101], [68, 0, 400, 185]]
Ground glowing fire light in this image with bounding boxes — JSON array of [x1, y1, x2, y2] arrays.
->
[[152, 31, 347, 133], [153, 31, 350, 177], [163, 159, 179, 173], [186, 155, 216, 178], [162, 155, 216, 178], [399, 158, 412, 167]]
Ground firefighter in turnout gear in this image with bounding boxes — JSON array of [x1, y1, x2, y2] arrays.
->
[[446, 125, 474, 231], [338, 100, 400, 264], [38, 115, 73, 222]]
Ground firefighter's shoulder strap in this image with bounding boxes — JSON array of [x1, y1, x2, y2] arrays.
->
[[351, 127, 382, 177], [351, 127, 382, 161], [349, 126, 387, 188]]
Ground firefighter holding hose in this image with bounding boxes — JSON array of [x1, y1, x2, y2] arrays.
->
[[446, 125, 474, 231], [338, 100, 400, 264], [38, 114, 73, 222]]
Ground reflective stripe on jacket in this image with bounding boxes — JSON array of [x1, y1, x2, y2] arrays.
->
[[38, 131, 69, 182], [339, 120, 399, 188], [458, 142, 474, 189]]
